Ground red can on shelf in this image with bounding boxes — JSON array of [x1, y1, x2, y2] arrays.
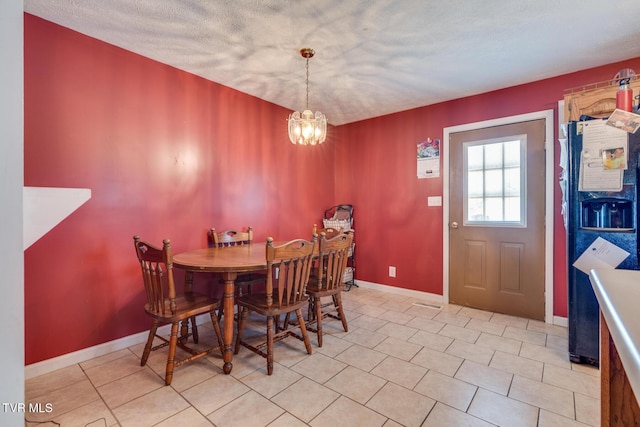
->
[[616, 78, 633, 112]]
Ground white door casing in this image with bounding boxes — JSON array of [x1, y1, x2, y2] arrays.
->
[[443, 109, 555, 323]]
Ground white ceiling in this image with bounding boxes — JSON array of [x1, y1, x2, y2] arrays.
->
[[24, 0, 640, 125]]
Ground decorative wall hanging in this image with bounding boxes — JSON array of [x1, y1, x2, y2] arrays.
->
[[417, 138, 440, 179]]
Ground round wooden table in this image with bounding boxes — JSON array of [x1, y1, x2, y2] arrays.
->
[[173, 243, 267, 374]]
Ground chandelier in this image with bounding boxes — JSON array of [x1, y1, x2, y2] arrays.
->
[[288, 48, 327, 145]]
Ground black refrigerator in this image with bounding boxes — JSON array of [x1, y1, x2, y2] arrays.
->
[[566, 119, 640, 365]]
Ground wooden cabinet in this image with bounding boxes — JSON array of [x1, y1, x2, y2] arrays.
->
[[600, 312, 640, 426], [589, 270, 640, 426], [564, 79, 640, 122]]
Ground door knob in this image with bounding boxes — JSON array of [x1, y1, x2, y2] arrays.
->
[[451, 221, 459, 229]]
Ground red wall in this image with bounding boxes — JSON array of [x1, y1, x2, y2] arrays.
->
[[24, 13, 640, 364], [24, 14, 336, 364], [335, 58, 640, 318]]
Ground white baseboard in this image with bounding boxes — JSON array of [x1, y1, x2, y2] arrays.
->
[[26, 284, 567, 379], [25, 315, 211, 380], [355, 280, 567, 327], [553, 316, 568, 327], [25, 330, 152, 380], [25, 282, 440, 379], [354, 280, 444, 304]]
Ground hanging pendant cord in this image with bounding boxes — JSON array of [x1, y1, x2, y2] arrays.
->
[[305, 57, 310, 110]]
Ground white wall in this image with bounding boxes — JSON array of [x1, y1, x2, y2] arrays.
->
[[0, 0, 25, 426]]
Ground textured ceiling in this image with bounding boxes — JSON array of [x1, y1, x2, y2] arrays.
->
[[24, 0, 640, 125]]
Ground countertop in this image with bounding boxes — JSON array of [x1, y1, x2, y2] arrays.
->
[[589, 269, 640, 401]]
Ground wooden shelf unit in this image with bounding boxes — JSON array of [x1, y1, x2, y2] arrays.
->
[[564, 79, 640, 122], [323, 204, 356, 291]]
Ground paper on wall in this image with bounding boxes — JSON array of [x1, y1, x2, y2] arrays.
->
[[559, 137, 568, 229], [417, 138, 440, 179], [417, 157, 440, 178]]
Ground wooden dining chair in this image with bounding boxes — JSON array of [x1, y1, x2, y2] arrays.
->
[[312, 223, 343, 239], [234, 235, 317, 375], [210, 227, 254, 247], [306, 230, 354, 347], [133, 236, 224, 386], [209, 227, 266, 300], [309, 224, 343, 279]]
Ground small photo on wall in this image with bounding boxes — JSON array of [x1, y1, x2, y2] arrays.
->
[[417, 138, 440, 158], [601, 146, 627, 170]]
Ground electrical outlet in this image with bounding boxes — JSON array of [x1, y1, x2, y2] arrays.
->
[[389, 266, 396, 277]]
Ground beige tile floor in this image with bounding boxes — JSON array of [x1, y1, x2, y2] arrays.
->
[[25, 287, 600, 427]]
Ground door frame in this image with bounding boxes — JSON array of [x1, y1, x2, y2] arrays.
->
[[443, 109, 555, 323]]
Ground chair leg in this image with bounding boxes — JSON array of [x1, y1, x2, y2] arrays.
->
[[335, 293, 348, 332], [234, 307, 249, 355], [180, 319, 189, 343], [209, 310, 224, 357], [165, 323, 179, 386], [282, 313, 291, 331], [190, 316, 199, 344], [315, 296, 324, 347], [295, 309, 313, 355], [307, 299, 314, 322], [266, 316, 274, 375], [141, 320, 158, 366], [237, 283, 253, 298]]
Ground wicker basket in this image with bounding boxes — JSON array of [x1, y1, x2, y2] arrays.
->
[[342, 267, 354, 283], [323, 218, 352, 232]]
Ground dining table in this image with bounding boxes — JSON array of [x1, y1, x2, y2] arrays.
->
[[173, 242, 268, 374]]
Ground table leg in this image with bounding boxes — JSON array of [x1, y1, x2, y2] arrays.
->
[[221, 271, 237, 374], [181, 271, 195, 341]]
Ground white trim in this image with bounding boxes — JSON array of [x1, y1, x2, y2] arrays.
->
[[443, 109, 555, 323], [25, 280, 565, 379], [553, 316, 568, 327], [25, 281, 445, 378], [355, 280, 444, 303], [25, 329, 152, 379], [25, 315, 212, 379]]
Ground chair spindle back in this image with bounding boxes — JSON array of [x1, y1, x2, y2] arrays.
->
[[265, 235, 317, 309], [317, 231, 354, 292], [133, 236, 176, 315], [210, 227, 254, 247]]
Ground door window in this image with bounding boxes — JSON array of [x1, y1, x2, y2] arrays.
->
[[464, 135, 526, 227]]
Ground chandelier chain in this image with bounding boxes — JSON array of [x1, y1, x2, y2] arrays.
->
[[305, 57, 310, 110]]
